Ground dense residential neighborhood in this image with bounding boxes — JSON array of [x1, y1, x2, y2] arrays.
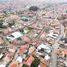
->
[[0, 0, 67, 67]]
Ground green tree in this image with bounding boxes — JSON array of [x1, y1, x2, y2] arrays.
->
[[31, 57, 40, 67], [8, 22, 15, 27], [66, 10, 67, 13], [22, 64, 29, 67], [0, 22, 7, 28]]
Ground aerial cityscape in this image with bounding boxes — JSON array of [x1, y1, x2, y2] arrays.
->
[[0, 0, 67, 67]]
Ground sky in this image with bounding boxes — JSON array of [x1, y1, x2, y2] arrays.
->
[[49, 0, 67, 3], [0, 0, 67, 3]]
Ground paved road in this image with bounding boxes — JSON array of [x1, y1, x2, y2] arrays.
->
[[51, 24, 64, 67]]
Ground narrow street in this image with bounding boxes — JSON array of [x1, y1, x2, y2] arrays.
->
[[51, 24, 64, 67]]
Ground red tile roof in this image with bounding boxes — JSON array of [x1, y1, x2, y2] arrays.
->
[[10, 63, 17, 67], [40, 63, 46, 67], [12, 40, 20, 45], [0, 37, 4, 45], [19, 45, 28, 54], [3, 29, 10, 35], [25, 56, 34, 66], [62, 49, 67, 54], [21, 37, 30, 42]]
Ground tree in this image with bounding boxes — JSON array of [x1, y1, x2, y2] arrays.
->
[[19, 29, 24, 33], [22, 64, 29, 67], [31, 57, 40, 67], [0, 23, 3, 27], [8, 22, 15, 27], [29, 6, 39, 11], [66, 10, 67, 13]]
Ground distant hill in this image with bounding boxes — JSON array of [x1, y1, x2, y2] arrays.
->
[[0, 0, 67, 12]]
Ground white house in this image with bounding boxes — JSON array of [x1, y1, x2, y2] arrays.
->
[[6, 31, 23, 41]]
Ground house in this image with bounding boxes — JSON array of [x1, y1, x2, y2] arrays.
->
[[11, 39, 20, 45], [40, 58, 47, 67], [0, 64, 6, 67], [40, 63, 46, 67], [28, 46, 35, 55], [16, 56, 23, 63], [37, 44, 52, 54], [62, 19, 67, 27], [0, 37, 4, 45], [25, 56, 34, 66], [19, 45, 28, 54], [36, 43, 52, 58], [10, 63, 17, 67], [6, 31, 23, 41], [21, 37, 30, 43], [3, 29, 10, 35], [61, 38, 67, 43], [0, 53, 4, 59], [3, 53, 13, 64], [57, 48, 67, 57], [62, 49, 67, 55], [8, 46, 16, 53], [44, 55, 50, 61], [47, 30, 59, 39], [40, 32, 47, 39]]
